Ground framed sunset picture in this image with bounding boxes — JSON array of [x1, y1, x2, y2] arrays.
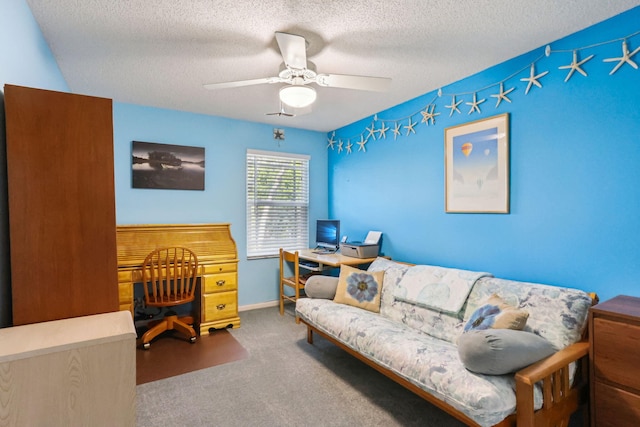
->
[[444, 113, 509, 213]]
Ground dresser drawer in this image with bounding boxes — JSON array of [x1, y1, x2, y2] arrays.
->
[[203, 291, 237, 322], [593, 317, 640, 391], [201, 262, 237, 274], [594, 381, 640, 426], [203, 272, 237, 293]]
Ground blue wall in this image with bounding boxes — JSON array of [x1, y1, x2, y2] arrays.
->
[[0, 1, 68, 91], [113, 103, 328, 306], [0, 1, 69, 327], [330, 7, 640, 303]]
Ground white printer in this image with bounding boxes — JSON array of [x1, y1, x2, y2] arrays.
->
[[340, 231, 382, 259]]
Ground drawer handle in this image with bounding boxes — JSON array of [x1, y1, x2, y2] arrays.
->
[[216, 279, 226, 286], [216, 304, 226, 310]]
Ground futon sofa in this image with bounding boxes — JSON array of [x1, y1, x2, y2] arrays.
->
[[295, 257, 595, 427]]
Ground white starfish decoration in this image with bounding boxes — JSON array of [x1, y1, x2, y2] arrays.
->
[[420, 104, 440, 125], [490, 82, 515, 107], [520, 63, 549, 95], [327, 132, 336, 149], [446, 95, 463, 116], [466, 92, 486, 115], [392, 122, 402, 140], [559, 50, 594, 82], [357, 135, 367, 152], [345, 141, 353, 154], [365, 122, 377, 141], [337, 141, 344, 153], [603, 40, 640, 75], [404, 117, 417, 135], [377, 122, 389, 139]]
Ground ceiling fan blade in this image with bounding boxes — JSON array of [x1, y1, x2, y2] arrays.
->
[[315, 73, 391, 92], [275, 32, 307, 70], [203, 77, 281, 90]]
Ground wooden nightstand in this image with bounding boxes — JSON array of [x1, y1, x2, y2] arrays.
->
[[589, 295, 640, 427]]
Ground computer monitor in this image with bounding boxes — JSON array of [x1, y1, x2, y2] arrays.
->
[[315, 219, 340, 250]]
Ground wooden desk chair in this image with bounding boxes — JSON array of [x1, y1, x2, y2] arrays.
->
[[140, 246, 199, 349], [279, 249, 314, 323]]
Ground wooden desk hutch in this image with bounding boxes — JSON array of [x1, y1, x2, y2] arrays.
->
[[116, 223, 240, 334]]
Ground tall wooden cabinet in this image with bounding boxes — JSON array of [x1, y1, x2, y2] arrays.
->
[[589, 295, 640, 426], [4, 85, 118, 325]]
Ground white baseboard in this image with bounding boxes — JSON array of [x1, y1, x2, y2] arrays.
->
[[238, 300, 279, 312]]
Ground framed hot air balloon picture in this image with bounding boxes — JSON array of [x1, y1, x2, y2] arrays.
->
[[445, 113, 510, 213]]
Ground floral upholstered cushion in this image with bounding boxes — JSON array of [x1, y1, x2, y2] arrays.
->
[[393, 264, 492, 314], [333, 265, 385, 313], [464, 277, 593, 350], [463, 294, 529, 333], [295, 298, 544, 427]]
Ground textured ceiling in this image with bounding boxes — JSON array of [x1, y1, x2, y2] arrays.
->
[[26, 0, 640, 132]]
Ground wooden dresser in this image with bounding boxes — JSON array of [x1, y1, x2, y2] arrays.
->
[[589, 295, 640, 426], [116, 223, 240, 334]]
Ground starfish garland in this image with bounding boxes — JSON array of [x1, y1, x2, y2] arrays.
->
[[520, 63, 549, 94], [404, 117, 417, 135], [445, 95, 462, 116], [357, 135, 367, 152], [392, 122, 402, 140], [345, 141, 353, 154], [603, 40, 640, 75], [490, 82, 515, 107], [420, 104, 440, 125], [377, 122, 389, 139], [559, 50, 594, 82], [327, 132, 336, 149], [337, 141, 344, 153], [466, 92, 486, 114], [365, 122, 377, 141]]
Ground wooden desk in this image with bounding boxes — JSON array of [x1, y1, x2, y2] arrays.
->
[[116, 223, 240, 334], [297, 249, 377, 271]]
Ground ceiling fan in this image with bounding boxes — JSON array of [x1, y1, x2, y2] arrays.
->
[[265, 101, 296, 117], [203, 32, 392, 109]]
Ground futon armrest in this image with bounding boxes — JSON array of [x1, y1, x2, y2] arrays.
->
[[515, 340, 589, 385], [513, 340, 589, 427]]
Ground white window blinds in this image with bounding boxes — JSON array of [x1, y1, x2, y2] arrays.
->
[[246, 149, 309, 258]]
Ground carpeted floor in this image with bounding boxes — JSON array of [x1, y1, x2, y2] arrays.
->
[[136, 328, 249, 385], [136, 307, 468, 427]]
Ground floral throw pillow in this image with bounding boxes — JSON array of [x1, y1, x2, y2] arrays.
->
[[463, 294, 529, 333], [333, 265, 385, 313]]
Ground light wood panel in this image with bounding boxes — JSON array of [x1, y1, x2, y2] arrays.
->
[[0, 311, 136, 426]]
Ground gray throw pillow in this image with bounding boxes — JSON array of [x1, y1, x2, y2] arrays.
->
[[457, 329, 556, 375], [305, 276, 339, 299]]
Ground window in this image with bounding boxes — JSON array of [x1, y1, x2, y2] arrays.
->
[[246, 149, 309, 258]]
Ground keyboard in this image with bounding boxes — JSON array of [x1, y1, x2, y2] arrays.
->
[[299, 260, 319, 268], [312, 248, 336, 255]]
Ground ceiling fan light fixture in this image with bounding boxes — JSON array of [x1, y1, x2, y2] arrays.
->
[[279, 85, 317, 108]]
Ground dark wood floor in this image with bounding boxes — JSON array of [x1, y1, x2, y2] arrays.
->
[[136, 328, 249, 385]]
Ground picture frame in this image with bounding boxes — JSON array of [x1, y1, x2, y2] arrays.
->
[[444, 113, 509, 213], [132, 141, 205, 190]]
